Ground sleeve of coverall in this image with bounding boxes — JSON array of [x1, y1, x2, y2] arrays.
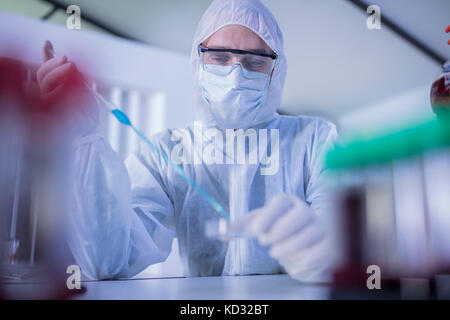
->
[[68, 133, 175, 280], [305, 120, 339, 216]]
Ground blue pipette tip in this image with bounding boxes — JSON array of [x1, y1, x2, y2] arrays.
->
[[104, 103, 228, 219], [112, 109, 131, 126]]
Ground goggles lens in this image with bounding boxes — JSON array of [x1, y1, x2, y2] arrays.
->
[[199, 45, 277, 79]]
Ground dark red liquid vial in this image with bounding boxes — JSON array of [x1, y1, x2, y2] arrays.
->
[[430, 65, 450, 118]]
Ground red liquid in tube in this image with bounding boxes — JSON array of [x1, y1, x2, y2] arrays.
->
[[430, 64, 450, 119]]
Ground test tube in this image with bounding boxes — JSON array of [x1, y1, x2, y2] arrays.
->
[[204, 217, 250, 241], [205, 164, 252, 241]]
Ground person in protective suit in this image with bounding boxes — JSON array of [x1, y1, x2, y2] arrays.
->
[[36, 0, 338, 283]]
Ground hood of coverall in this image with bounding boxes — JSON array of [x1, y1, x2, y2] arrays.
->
[[190, 0, 287, 128]]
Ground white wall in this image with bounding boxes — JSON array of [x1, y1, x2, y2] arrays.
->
[[337, 83, 436, 139]]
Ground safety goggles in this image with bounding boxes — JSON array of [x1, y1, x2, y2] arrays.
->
[[198, 44, 277, 79]]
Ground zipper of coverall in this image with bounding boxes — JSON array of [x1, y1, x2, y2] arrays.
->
[[229, 164, 241, 275]]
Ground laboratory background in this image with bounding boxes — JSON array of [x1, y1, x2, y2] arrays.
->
[[1, 0, 450, 300]]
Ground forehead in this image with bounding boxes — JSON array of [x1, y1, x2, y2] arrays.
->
[[204, 25, 272, 54]]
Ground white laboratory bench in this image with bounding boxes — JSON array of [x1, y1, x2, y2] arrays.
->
[[75, 274, 331, 300], [2, 274, 331, 299]]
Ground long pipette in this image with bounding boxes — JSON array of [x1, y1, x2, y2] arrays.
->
[[90, 88, 229, 220]]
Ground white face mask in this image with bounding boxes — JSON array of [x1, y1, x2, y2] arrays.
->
[[198, 64, 271, 129]]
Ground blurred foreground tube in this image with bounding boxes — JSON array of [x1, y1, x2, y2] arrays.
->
[[0, 57, 81, 299], [326, 118, 450, 299]]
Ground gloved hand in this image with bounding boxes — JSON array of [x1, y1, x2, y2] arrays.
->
[[36, 40, 100, 140], [243, 193, 334, 283]]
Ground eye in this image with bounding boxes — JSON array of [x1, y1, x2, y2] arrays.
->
[[213, 57, 228, 63], [248, 61, 263, 67], [206, 53, 230, 64], [245, 58, 267, 69]]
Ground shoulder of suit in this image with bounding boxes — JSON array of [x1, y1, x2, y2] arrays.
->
[[277, 114, 336, 133]]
